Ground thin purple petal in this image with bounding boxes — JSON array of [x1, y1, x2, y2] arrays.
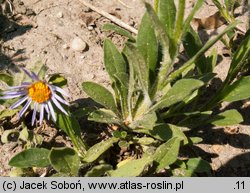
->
[[51, 96, 68, 115], [1, 90, 27, 95], [48, 101, 56, 122], [32, 102, 38, 126], [6, 85, 28, 90], [45, 104, 50, 120], [19, 98, 32, 118], [21, 82, 32, 86], [51, 85, 70, 97], [0, 92, 26, 99], [31, 71, 39, 81], [10, 95, 29, 109], [21, 67, 35, 80], [54, 93, 69, 106], [39, 104, 44, 125]]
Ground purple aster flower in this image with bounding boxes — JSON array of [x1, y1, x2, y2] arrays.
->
[[0, 68, 69, 125]]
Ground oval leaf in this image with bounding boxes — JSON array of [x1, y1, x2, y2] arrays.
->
[[183, 27, 212, 73], [223, 76, 250, 102], [49, 73, 67, 87], [154, 137, 180, 172], [151, 79, 204, 111], [88, 108, 121, 124], [209, 109, 243, 126], [49, 147, 80, 176], [85, 164, 113, 177], [103, 24, 135, 42], [136, 123, 187, 142], [108, 156, 153, 177], [186, 158, 211, 175], [82, 82, 117, 113], [158, 0, 176, 38], [123, 43, 149, 93], [83, 137, 119, 163], [129, 112, 157, 130], [9, 148, 50, 168], [104, 39, 127, 81], [56, 113, 88, 155], [137, 12, 158, 82]]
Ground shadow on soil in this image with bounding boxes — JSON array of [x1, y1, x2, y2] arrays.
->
[[186, 101, 250, 176], [0, 14, 31, 71], [0, 14, 32, 41]]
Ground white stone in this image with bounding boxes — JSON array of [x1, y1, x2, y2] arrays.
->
[[87, 26, 94, 30], [71, 37, 87, 52], [57, 12, 63, 18]]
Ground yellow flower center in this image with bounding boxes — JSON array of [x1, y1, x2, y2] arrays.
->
[[28, 81, 51, 103]]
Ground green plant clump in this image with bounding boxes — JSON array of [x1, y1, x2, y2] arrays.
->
[[0, 0, 249, 177]]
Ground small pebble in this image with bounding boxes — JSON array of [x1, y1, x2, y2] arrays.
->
[[62, 44, 69, 49], [71, 37, 87, 52], [57, 12, 63, 18], [87, 26, 94, 31]]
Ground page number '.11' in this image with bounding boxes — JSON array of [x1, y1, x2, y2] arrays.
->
[[234, 181, 245, 190]]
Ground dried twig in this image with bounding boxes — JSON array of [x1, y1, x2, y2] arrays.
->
[[77, 0, 138, 34], [235, 26, 246, 34], [117, 0, 133, 9]]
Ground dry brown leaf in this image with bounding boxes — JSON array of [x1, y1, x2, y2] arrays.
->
[[79, 12, 100, 26], [193, 11, 226, 30]]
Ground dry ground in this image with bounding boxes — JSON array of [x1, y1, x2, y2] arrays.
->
[[0, 0, 249, 176]]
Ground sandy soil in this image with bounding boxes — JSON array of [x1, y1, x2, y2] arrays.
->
[[0, 0, 249, 176]]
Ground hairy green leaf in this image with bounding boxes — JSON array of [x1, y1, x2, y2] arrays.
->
[[113, 72, 129, 118], [129, 112, 157, 130], [209, 109, 243, 126], [88, 108, 121, 124], [108, 156, 153, 177], [137, 12, 158, 84], [49, 147, 80, 176], [223, 76, 250, 102], [104, 39, 127, 81], [103, 24, 135, 41], [83, 137, 119, 163], [82, 82, 117, 113], [167, 21, 238, 84], [154, 137, 180, 172], [186, 158, 211, 175], [137, 123, 187, 143], [123, 43, 149, 94], [158, 0, 176, 38], [56, 114, 88, 155], [49, 73, 67, 87], [9, 148, 50, 168], [151, 79, 204, 111], [174, 0, 185, 41], [228, 33, 250, 78], [85, 164, 113, 177], [183, 27, 212, 73]]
